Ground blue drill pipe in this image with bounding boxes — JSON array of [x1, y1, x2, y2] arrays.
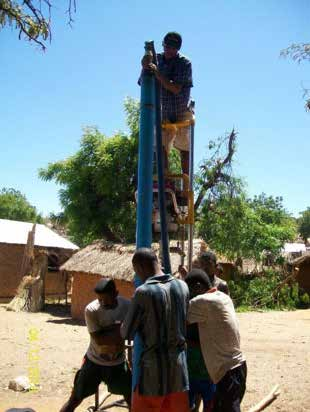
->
[[187, 101, 195, 270], [151, 42, 172, 275], [133, 41, 156, 390]]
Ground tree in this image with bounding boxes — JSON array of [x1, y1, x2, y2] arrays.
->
[[198, 191, 297, 261], [0, 187, 43, 222], [281, 43, 310, 111], [298, 207, 310, 244], [39, 98, 238, 246], [39, 99, 139, 245], [194, 129, 237, 211], [0, 0, 75, 50]]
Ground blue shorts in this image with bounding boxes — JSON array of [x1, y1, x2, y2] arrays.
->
[[189, 379, 216, 410]]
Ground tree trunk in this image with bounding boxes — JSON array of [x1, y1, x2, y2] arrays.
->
[[7, 224, 48, 312]]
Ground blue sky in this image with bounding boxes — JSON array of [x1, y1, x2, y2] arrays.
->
[[1, 0, 309, 217]]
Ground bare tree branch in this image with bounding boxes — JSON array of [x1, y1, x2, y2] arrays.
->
[[66, 0, 76, 27], [281, 42, 310, 112], [0, 0, 76, 49], [194, 129, 237, 211]]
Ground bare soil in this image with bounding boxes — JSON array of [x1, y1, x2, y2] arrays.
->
[[0, 304, 309, 412]]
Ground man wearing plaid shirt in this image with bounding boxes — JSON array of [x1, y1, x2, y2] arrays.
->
[[142, 32, 193, 175]]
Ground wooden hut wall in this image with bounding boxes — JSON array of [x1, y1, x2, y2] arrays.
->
[[0, 243, 75, 299], [0, 243, 25, 298], [219, 262, 235, 281], [296, 262, 310, 293], [71, 271, 134, 320], [45, 270, 67, 298]]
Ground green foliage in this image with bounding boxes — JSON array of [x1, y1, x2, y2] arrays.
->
[[298, 207, 310, 243], [0, 0, 75, 50], [300, 292, 310, 306], [229, 269, 310, 310], [168, 148, 182, 174], [0, 187, 43, 223], [39, 100, 140, 246], [39, 97, 240, 246], [198, 191, 297, 261]]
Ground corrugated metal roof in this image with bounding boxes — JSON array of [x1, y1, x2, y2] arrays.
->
[[0, 219, 79, 250], [283, 243, 306, 253]]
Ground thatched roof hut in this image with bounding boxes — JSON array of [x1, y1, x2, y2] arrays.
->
[[291, 254, 310, 294], [0, 219, 78, 301], [61, 239, 208, 320], [61, 239, 236, 320], [61, 239, 207, 279]]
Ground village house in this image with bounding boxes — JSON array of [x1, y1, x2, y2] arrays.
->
[[0, 219, 79, 302], [61, 239, 235, 320]]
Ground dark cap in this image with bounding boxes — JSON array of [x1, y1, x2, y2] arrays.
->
[[199, 251, 217, 264], [94, 278, 116, 294], [163, 32, 182, 50]]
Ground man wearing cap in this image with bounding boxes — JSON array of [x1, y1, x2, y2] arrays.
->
[[185, 269, 247, 412], [142, 31, 193, 175], [60, 279, 132, 412]]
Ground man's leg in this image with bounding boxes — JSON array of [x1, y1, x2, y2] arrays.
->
[[190, 379, 216, 412], [103, 362, 132, 410], [180, 150, 189, 176], [59, 356, 102, 412], [59, 393, 82, 412], [174, 110, 192, 176], [162, 126, 176, 173], [213, 362, 247, 412]]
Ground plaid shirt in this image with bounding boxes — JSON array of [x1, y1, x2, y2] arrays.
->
[[121, 274, 189, 396], [157, 52, 193, 122]]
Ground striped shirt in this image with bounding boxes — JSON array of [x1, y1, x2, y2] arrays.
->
[[121, 274, 190, 396], [157, 52, 193, 123]]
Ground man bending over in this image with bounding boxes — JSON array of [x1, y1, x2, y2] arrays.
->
[[59, 279, 132, 412]]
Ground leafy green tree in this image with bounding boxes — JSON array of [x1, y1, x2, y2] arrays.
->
[[298, 207, 310, 244], [248, 194, 297, 254], [0, 0, 75, 50], [39, 99, 139, 245], [198, 191, 296, 261], [39, 99, 238, 246], [0, 187, 43, 223]]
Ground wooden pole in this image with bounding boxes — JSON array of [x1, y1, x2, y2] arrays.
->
[[248, 384, 280, 412]]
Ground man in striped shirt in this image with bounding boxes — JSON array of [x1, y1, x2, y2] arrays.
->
[[121, 248, 190, 412]]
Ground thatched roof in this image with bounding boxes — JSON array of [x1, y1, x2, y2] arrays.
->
[[60, 239, 208, 282]]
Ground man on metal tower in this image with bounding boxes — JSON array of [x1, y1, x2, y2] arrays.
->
[[141, 31, 193, 175]]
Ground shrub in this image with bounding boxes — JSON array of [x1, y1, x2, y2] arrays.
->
[[228, 269, 310, 310]]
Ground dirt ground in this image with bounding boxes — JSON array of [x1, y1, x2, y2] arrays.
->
[[0, 304, 309, 412]]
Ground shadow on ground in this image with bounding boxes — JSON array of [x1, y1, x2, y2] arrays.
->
[[43, 304, 85, 326]]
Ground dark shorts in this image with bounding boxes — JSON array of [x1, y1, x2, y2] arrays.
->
[[213, 361, 247, 412], [72, 356, 132, 401], [189, 379, 216, 410]]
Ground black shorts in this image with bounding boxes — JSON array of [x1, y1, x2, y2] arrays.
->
[[72, 356, 132, 401], [213, 361, 247, 412]]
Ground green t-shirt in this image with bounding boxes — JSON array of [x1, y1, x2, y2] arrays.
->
[[187, 345, 211, 380]]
